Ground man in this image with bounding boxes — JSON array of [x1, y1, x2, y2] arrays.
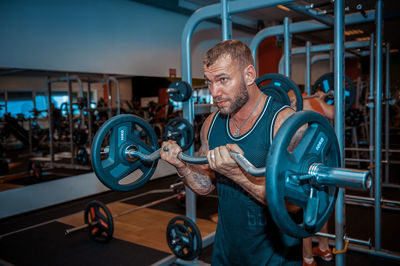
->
[[161, 39, 302, 265]]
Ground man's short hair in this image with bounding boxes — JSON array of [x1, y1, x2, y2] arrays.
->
[[203, 39, 254, 70]]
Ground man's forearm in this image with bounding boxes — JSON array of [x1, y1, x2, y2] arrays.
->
[[177, 164, 215, 195], [226, 170, 267, 205]]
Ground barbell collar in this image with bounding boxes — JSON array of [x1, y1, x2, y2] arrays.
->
[[308, 163, 372, 191], [127, 148, 161, 162], [167, 88, 178, 94]]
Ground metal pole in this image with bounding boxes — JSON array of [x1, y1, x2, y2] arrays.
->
[[369, 33, 375, 198], [284, 17, 291, 77], [4, 91, 7, 113], [107, 79, 112, 118], [374, 0, 383, 251], [87, 81, 93, 148], [329, 50, 334, 72], [46, 78, 54, 166], [385, 43, 390, 184], [305, 41, 311, 94], [67, 80, 75, 165], [221, 0, 230, 40], [334, 0, 346, 264]]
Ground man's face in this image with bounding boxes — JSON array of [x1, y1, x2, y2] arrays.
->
[[204, 55, 249, 115]]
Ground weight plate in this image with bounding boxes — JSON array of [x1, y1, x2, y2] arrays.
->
[[266, 111, 340, 238], [166, 216, 202, 260], [28, 161, 42, 179], [164, 118, 194, 152], [255, 73, 303, 111], [168, 81, 192, 102], [73, 129, 88, 145], [0, 159, 9, 175], [311, 72, 356, 111], [91, 114, 159, 191], [345, 109, 363, 127], [84, 200, 114, 243], [76, 148, 89, 165]]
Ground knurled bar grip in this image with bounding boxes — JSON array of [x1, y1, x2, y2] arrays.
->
[[129, 149, 264, 176]]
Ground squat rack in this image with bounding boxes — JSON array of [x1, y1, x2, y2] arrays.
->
[[158, 0, 397, 265]]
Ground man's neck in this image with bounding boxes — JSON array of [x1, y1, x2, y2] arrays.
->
[[232, 85, 265, 122]]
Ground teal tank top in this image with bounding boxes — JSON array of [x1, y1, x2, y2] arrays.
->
[[208, 96, 302, 266]]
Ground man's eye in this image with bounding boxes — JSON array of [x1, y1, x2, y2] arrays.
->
[[220, 78, 227, 82]]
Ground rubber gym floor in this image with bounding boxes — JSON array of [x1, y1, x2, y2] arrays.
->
[[0, 173, 399, 266]]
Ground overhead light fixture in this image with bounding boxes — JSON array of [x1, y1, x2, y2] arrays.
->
[[345, 29, 364, 36], [277, 5, 291, 11]]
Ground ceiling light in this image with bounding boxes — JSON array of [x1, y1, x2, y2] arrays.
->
[[355, 36, 371, 41], [345, 29, 364, 36], [277, 5, 291, 11]]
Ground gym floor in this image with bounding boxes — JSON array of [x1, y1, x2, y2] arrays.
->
[[0, 173, 399, 266]]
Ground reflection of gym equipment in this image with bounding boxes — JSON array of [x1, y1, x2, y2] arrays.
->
[[91, 111, 372, 238], [2, 113, 39, 148]]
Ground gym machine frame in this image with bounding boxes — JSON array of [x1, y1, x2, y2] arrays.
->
[[29, 75, 91, 171], [251, 0, 399, 262]]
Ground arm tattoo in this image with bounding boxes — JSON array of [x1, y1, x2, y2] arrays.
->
[[193, 172, 212, 188], [178, 118, 215, 195]]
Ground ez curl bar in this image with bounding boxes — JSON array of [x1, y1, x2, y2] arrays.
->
[[91, 110, 372, 238]]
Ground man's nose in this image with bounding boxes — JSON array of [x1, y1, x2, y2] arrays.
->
[[210, 83, 222, 98]]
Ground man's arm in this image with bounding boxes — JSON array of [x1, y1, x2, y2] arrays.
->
[[160, 113, 216, 195]]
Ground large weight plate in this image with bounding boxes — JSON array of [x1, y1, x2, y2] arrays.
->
[[255, 73, 303, 111], [266, 111, 340, 238], [91, 114, 159, 191], [166, 216, 202, 260], [84, 200, 114, 243], [164, 117, 194, 152], [311, 72, 356, 111]]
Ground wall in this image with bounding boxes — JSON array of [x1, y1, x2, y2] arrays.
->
[[0, 0, 252, 79]]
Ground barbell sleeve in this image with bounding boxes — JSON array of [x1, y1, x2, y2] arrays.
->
[[308, 163, 372, 191]]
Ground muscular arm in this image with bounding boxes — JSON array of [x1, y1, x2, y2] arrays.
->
[[168, 114, 216, 196]]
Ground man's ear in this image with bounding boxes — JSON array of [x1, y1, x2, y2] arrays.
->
[[243, 65, 256, 86]]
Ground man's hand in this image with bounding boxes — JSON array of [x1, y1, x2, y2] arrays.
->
[[207, 143, 244, 178], [314, 90, 327, 100], [160, 140, 185, 169]]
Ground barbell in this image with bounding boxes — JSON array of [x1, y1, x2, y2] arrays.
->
[[311, 72, 356, 111], [91, 111, 372, 238], [65, 187, 186, 243]]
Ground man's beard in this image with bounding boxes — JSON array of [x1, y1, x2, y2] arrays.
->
[[215, 78, 249, 115]]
